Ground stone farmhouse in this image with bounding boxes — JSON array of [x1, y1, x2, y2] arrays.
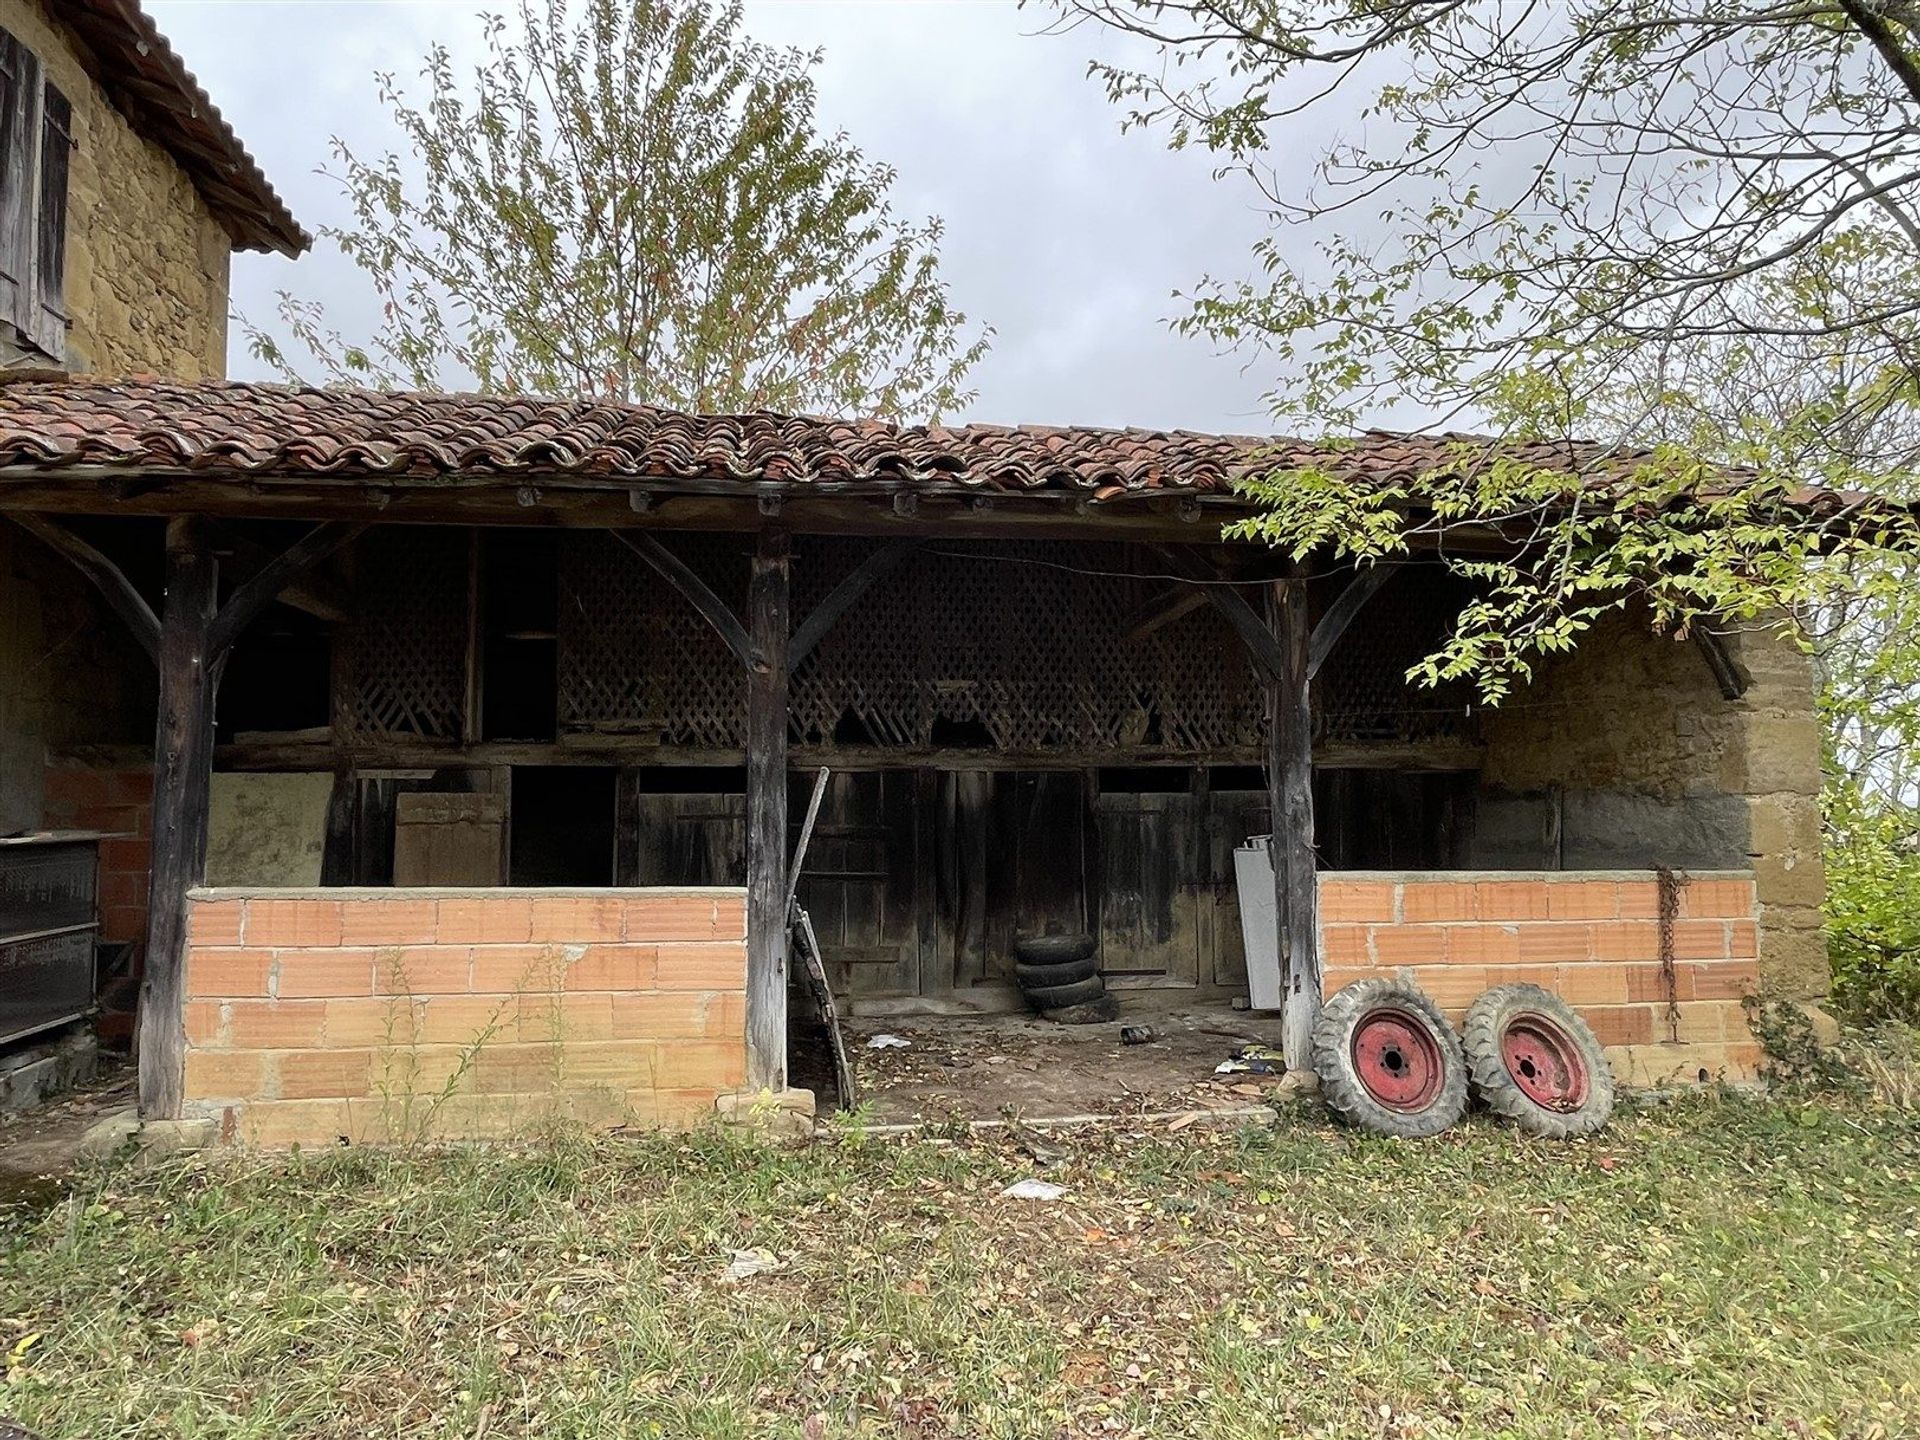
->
[[0, 1, 1827, 1144]]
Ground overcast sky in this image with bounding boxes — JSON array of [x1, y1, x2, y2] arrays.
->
[[144, 0, 1340, 433]]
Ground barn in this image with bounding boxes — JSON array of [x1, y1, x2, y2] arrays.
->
[[0, 377, 1825, 1142]]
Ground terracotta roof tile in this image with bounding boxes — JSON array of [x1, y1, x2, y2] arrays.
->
[[0, 376, 1872, 514], [0, 376, 1661, 500]]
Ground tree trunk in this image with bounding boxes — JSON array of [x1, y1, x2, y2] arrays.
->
[[744, 528, 791, 1092], [137, 517, 218, 1119], [1270, 567, 1320, 1070]]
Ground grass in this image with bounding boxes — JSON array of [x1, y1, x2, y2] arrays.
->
[[3, 1093, 1917, 1439]]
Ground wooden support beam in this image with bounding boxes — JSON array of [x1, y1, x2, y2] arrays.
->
[[205, 520, 352, 624], [207, 522, 364, 657], [1121, 585, 1207, 643], [1692, 627, 1750, 700], [1148, 544, 1284, 681], [138, 517, 219, 1120], [787, 540, 921, 674], [12, 513, 160, 661], [745, 529, 792, 1093], [611, 530, 753, 667], [1307, 561, 1402, 681], [1269, 564, 1320, 1071]]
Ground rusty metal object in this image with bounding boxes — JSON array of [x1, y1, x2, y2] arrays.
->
[[1655, 864, 1690, 1044]]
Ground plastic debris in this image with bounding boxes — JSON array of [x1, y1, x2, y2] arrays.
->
[[866, 1033, 911, 1049], [1215, 1042, 1284, 1076], [998, 1178, 1068, 1201], [1120, 1025, 1156, 1046], [722, 1248, 786, 1282]]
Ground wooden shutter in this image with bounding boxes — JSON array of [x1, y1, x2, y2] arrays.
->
[[30, 79, 68, 356], [0, 29, 36, 335]]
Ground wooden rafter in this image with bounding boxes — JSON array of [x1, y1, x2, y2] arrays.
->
[[208, 522, 364, 657], [1692, 628, 1750, 700], [1147, 544, 1284, 681], [206, 520, 352, 624], [1121, 585, 1207, 643]]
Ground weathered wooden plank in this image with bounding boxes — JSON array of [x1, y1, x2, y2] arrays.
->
[[744, 528, 791, 1092], [211, 735, 1486, 773], [138, 518, 218, 1120], [318, 767, 357, 886], [12, 513, 160, 661], [1269, 566, 1320, 1071], [1307, 560, 1402, 680]]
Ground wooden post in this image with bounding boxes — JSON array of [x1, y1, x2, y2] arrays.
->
[[137, 517, 218, 1119], [744, 528, 791, 1092], [1270, 564, 1320, 1070]]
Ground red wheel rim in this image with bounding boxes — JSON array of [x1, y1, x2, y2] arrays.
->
[[1350, 1010, 1446, 1112], [1500, 1012, 1590, 1111]]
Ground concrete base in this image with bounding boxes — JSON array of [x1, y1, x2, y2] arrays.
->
[[0, 1025, 99, 1114], [75, 1108, 218, 1163], [715, 1087, 817, 1141]]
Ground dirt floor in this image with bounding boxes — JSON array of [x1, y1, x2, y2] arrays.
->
[[0, 1060, 132, 1204], [836, 1002, 1296, 1125], [1, 1006, 1284, 1180]]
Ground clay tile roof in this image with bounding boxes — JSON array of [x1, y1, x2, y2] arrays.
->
[[50, 0, 305, 255], [0, 376, 1688, 501], [0, 375, 1885, 523]]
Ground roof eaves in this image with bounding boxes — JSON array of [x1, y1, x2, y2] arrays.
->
[[51, 0, 308, 256]]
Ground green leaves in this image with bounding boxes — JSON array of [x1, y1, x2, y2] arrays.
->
[[1229, 440, 1918, 707], [243, 0, 988, 422]]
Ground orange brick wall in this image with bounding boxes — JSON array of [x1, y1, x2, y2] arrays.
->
[[179, 887, 749, 1146], [44, 764, 152, 946], [1319, 871, 1762, 1086]]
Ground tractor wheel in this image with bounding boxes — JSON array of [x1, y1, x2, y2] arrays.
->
[[1463, 985, 1615, 1138], [1311, 977, 1468, 1139]]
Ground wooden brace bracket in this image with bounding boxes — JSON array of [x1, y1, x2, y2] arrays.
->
[[16, 515, 363, 667], [1307, 561, 1402, 681]]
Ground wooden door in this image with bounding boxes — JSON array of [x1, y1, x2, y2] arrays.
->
[[1093, 786, 1203, 987], [941, 771, 1090, 991], [790, 772, 922, 1000], [1202, 782, 1272, 988], [632, 790, 746, 886]]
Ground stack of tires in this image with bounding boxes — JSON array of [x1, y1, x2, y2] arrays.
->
[[1311, 977, 1615, 1139], [1013, 934, 1118, 1023]]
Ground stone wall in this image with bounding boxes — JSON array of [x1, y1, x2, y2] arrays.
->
[[179, 888, 750, 1146], [1320, 871, 1763, 1086], [1476, 613, 1826, 1004], [0, 0, 231, 377]]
